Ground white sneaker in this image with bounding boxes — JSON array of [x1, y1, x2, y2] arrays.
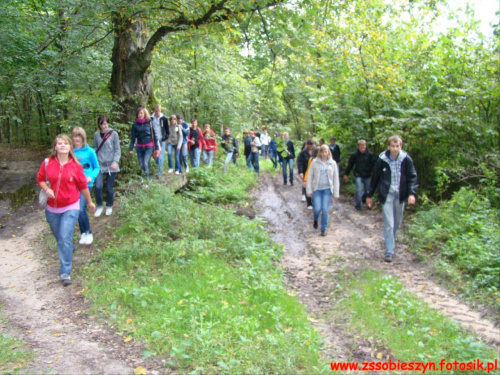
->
[[105, 207, 113, 216], [79, 233, 88, 244], [94, 206, 103, 217], [85, 233, 93, 245], [186, 166, 189, 173], [168, 169, 173, 173], [301, 195, 306, 202], [175, 171, 180, 175], [307, 205, 313, 210]]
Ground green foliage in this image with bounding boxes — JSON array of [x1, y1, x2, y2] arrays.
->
[[0, 308, 32, 373], [82, 182, 322, 373], [336, 271, 498, 372], [407, 188, 500, 308]]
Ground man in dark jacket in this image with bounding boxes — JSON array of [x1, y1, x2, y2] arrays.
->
[[278, 132, 295, 185], [297, 139, 315, 208], [344, 139, 376, 210], [221, 128, 238, 173], [366, 135, 417, 263], [328, 136, 341, 164]]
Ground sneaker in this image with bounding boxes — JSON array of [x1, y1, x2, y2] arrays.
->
[[186, 166, 189, 173], [79, 233, 88, 245], [105, 207, 113, 216], [384, 254, 393, 263], [284, 181, 287, 185], [321, 230, 326, 236], [290, 181, 294, 186], [301, 195, 306, 202], [168, 169, 173, 173], [355, 205, 362, 211], [60, 274, 71, 286], [175, 171, 180, 175], [307, 205, 313, 210], [313, 220, 318, 229], [94, 206, 103, 217], [84, 233, 93, 245]]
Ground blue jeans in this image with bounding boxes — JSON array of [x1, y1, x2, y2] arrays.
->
[[247, 152, 260, 173], [282, 159, 294, 183], [203, 150, 214, 166], [45, 209, 80, 276], [136, 146, 153, 179], [78, 192, 91, 234], [167, 143, 181, 171], [95, 171, 117, 207], [224, 152, 234, 173], [312, 189, 332, 231], [355, 177, 371, 209], [382, 192, 406, 256], [189, 148, 201, 167], [180, 143, 188, 172], [155, 141, 166, 176], [269, 150, 278, 168]]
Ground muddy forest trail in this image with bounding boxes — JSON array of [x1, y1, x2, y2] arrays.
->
[[0, 169, 498, 374]]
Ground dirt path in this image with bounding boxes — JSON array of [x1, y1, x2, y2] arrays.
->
[[0, 204, 133, 374], [253, 172, 500, 361]]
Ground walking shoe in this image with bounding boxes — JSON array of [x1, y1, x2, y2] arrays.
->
[[175, 171, 180, 175], [284, 181, 287, 185], [105, 207, 113, 216], [94, 206, 103, 217], [290, 181, 294, 186], [362, 193, 367, 204], [79, 233, 88, 245], [168, 169, 174, 173], [321, 230, 326, 236], [60, 274, 71, 286], [301, 195, 306, 202], [307, 205, 313, 210], [186, 166, 190, 173], [313, 220, 318, 229], [84, 233, 93, 245], [384, 254, 393, 263]]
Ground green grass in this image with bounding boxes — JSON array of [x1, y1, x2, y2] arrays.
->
[[81, 165, 323, 374], [406, 187, 500, 310], [0, 308, 32, 373], [333, 270, 499, 374]]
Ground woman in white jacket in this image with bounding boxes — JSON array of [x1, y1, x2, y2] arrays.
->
[[306, 144, 340, 236]]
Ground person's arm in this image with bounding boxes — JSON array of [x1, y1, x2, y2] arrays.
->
[[129, 124, 136, 154], [111, 132, 121, 170], [233, 138, 239, 155], [366, 159, 382, 208], [344, 152, 355, 181], [406, 156, 418, 205], [306, 162, 314, 197], [38, 159, 55, 198], [89, 149, 100, 182], [333, 162, 340, 199], [176, 126, 183, 149]]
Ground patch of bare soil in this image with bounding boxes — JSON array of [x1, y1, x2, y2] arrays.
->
[[252, 172, 500, 363]]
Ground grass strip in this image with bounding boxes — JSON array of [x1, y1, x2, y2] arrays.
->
[[0, 307, 32, 374]]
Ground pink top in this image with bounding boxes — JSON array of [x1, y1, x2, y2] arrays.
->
[[46, 200, 80, 214], [137, 142, 154, 147]]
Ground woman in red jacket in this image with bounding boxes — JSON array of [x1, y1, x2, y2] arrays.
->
[[38, 135, 96, 286], [202, 123, 217, 166]]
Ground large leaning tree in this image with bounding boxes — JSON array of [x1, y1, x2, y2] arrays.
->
[[109, 0, 282, 122]]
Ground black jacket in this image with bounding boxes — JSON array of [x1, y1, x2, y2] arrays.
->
[[222, 134, 238, 154], [129, 120, 160, 152], [329, 144, 341, 163], [297, 148, 312, 175], [368, 150, 418, 204], [344, 149, 376, 178], [151, 115, 169, 142]]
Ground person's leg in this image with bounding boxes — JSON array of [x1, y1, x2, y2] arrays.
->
[[282, 159, 288, 183], [46, 209, 79, 276], [253, 152, 260, 173], [136, 147, 146, 174], [232, 152, 237, 164], [156, 141, 166, 177], [143, 146, 153, 179], [105, 172, 117, 207], [78, 192, 90, 234], [289, 159, 294, 184], [203, 151, 209, 165], [312, 190, 321, 224], [393, 197, 406, 239], [382, 192, 396, 257], [246, 154, 252, 169], [174, 147, 181, 172], [224, 152, 233, 173], [94, 172, 104, 207], [189, 149, 195, 167], [208, 150, 214, 166], [181, 144, 188, 171], [167, 143, 174, 170], [320, 189, 332, 231], [355, 177, 363, 210], [194, 148, 201, 167], [306, 196, 313, 207]]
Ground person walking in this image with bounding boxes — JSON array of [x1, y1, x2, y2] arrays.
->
[[260, 129, 270, 158], [366, 135, 417, 263], [202, 123, 217, 166], [188, 119, 203, 168], [248, 132, 262, 173], [166, 115, 183, 174], [306, 145, 340, 236], [177, 114, 190, 173], [38, 135, 96, 286], [278, 132, 295, 185], [72, 127, 99, 245], [93, 114, 121, 217], [268, 133, 278, 170], [221, 128, 239, 173], [151, 104, 169, 178], [344, 139, 376, 210], [129, 107, 160, 180], [328, 136, 341, 164]]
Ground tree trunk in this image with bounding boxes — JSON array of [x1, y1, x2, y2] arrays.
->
[[109, 13, 153, 123]]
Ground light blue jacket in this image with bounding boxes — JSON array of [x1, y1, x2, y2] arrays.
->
[[74, 144, 100, 188]]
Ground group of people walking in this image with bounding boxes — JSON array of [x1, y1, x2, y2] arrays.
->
[[37, 115, 121, 286]]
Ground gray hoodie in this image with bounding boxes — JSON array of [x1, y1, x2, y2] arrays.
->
[[93, 128, 121, 173]]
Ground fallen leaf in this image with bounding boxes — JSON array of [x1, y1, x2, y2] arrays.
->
[[183, 334, 189, 338], [55, 358, 60, 362], [53, 332, 61, 337], [127, 319, 133, 324], [25, 330, 33, 334], [134, 366, 147, 375], [68, 340, 74, 344], [265, 329, 270, 334], [8, 285, 15, 289], [376, 352, 383, 359], [76, 289, 85, 295], [222, 300, 228, 305], [177, 300, 183, 305], [238, 301, 248, 305], [420, 284, 426, 290], [12, 235, 16, 238], [124, 337, 132, 343]]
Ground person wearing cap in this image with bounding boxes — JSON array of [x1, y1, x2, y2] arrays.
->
[[328, 136, 341, 164]]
